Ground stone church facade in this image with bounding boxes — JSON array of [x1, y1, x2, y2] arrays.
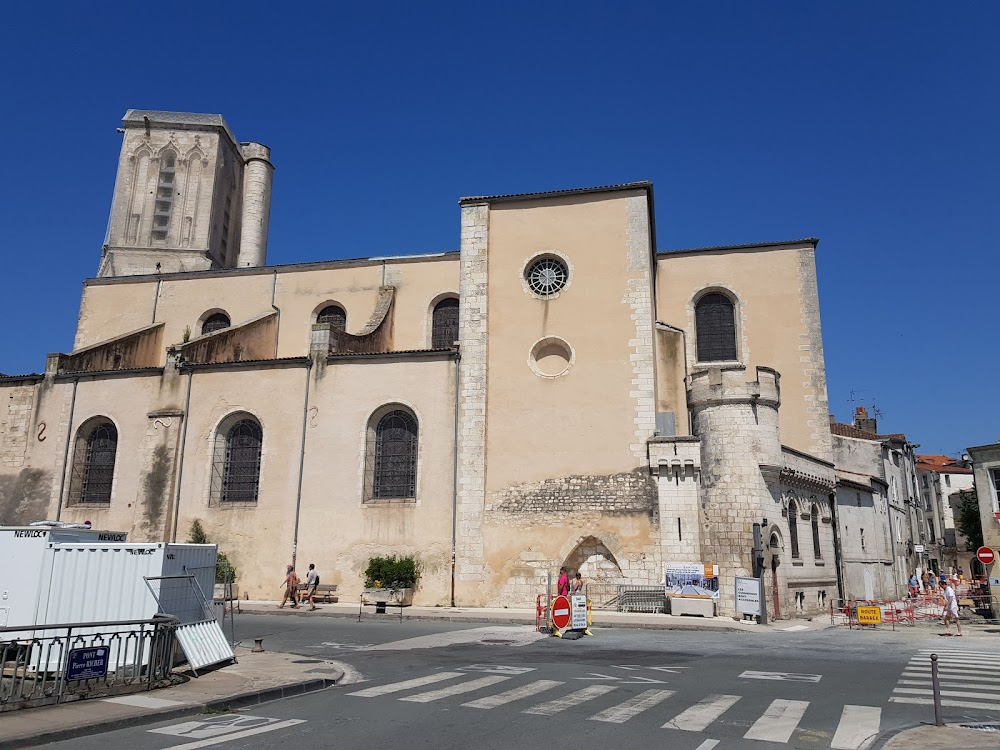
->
[[0, 110, 840, 618]]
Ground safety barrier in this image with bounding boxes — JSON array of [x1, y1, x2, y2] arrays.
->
[[0, 615, 178, 711], [830, 592, 999, 629]]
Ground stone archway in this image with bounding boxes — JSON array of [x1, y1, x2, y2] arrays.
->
[[766, 528, 789, 621], [560, 535, 626, 606]]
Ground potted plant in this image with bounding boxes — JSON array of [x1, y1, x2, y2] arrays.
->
[[189, 519, 238, 601], [362, 555, 419, 606]]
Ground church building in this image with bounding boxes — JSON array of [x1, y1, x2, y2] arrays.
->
[[0, 110, 840, 618]]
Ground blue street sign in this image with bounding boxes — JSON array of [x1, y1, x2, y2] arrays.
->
[[66, 646, 110, 681]]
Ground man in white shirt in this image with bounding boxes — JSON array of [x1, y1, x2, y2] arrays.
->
[[942, 582, 962, 637], [302, 564, 320, 611]]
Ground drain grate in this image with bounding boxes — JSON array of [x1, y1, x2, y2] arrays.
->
[[292, 659, 322, 664], [961, 724, 1000, 733]]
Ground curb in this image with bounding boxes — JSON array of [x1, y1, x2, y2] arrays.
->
[[0, 673, 342, 750]]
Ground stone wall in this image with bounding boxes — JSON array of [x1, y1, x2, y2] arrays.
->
[[490, 469, 656, 517]]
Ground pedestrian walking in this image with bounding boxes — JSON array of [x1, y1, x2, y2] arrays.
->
[[921, 571, 930, 592], [301, 563, 320, 611], [557, 567, 570, 596], [908, 572, 919, 598], [942, 580, 963, 637], [278, 564, 300, 609]]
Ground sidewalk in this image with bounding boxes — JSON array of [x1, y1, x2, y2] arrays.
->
[[879, 723, 1000, 750], [0, 647, 346, 750], [239, 599, 830, 633]]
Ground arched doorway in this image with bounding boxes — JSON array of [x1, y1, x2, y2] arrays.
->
[[769, 532, 782, 620], [561, 536, 625, 607]]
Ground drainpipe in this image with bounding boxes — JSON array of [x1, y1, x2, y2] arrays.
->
[[170, 370, 194, 542], [151, 278, 162, 324], [54, 379, 80, 520], [270, 271, 281, 359], [450, 350, 461, 607], [291, 359, 313, 569], [829, 492, 845, 601]]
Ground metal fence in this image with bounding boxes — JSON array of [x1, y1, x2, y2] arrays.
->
[[0, 615, 178, 712], [830, 593, 999, 629], [585, 583, 667, 613]]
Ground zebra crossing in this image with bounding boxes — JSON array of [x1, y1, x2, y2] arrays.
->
[[889, 649, 1000, 712], [347, 671, 881, 748]]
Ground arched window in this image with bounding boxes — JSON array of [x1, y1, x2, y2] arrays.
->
[[431, 297, 459, 348], [695, 292, 737, 362], [202, 313, 231, 335], [365, 407, 418, 501], [152, 151, 176, 241], [811, 503, 822, 559], [316, 304, 347, 332], [211, 415, 263, 504], [69, 419, 118, 504], [787, 499, 800, 558]]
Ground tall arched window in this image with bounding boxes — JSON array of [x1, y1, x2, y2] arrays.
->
[[316, 304, 347, 331], [695, 292, 737, 362], [202, 313, 231, 335], [69, 419, 118, 504], [211, 415, 263, 504], [787, 499, 800, 558], [365, 407, 418, 502], [151, 151, 176, 241], [431, 298, 459, 348], [811, 503, 822, 559]]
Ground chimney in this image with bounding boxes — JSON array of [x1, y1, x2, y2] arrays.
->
[[854, 406, 878, 434]]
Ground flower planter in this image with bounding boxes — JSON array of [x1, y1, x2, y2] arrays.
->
[[362, 587, 413, 606]]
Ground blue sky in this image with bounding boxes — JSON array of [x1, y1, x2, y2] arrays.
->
[[1, 3, 996, 456]]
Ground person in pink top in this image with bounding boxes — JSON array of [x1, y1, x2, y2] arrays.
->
[[557, 567, 569, 596]]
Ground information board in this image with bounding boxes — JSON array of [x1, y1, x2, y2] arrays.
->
[[856, 605, 882, 625], [665, 562, 720, 599], [735, 576, 763, 616], [66, 646, 109, 681], [570, 595, 588, 630]]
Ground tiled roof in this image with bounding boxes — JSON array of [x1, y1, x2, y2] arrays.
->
[[459, 182, 651, 205], [915, 454, 974, 474], [830, 422, 908, 443], [328, 348, 457, 359]]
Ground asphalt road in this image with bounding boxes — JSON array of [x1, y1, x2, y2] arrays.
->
[[41, 615, 1000, 750]]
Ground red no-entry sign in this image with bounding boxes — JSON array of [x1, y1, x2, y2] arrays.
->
[[977, 547, 996, 565], [551, 595, 571, 630]]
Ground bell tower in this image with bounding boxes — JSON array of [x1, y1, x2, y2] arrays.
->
[[99, 110, 273, 277]]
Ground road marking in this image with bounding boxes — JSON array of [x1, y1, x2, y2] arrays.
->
[[901, 670, 1000, 683], [892, 687, 1000, 702], [348, 671, 463, 697], [740, 670, 822, 683], [890, 696, 1000, 711], [663, 694, 741, 731], [694, 741, 720, 750], [831, 705, 881, 750], [743, 699, 809, 743], [462, 680, 564, 709], [917, 650, 1000, 659], [105, 695, 187, 708], [319, 642, 372, 651], [459, 664, 536, 675], [575, 672, 666, 684], [366, 625, 545, 651], [899, 679, 998, 690], [782, 625, 810, 632], [588, 689, 675, 724], [400, 675, 510, 703], [151, 720, 304, 749], [904, 665, 1000, 676], [523, 685, 618, 716]]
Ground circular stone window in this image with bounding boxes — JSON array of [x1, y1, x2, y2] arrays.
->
[[528, 337, 574, 378], [524, 256, 569, 297]]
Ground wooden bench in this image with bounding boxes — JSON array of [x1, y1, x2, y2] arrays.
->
[[297, 583, 339, 603]]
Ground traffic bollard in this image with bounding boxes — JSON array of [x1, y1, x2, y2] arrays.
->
[[931, 653, 943, 726]]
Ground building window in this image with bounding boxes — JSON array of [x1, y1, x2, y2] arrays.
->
[[365, 407, 417, 502], [811, 504, 822, 559], [431, 298, 459, 348], [787, 499, 800, 558], [695, 292, 737, 362], [202, 313, 231, 335], [991, 469, 1000, 511], [316, 305, 347, 332], [861, 528, 866, 551], [211, 415, 263, 504], [922, 475, 928, 488], [524, 256, 569, 297], [944, 474, 951, 487], [152, 151, 176, 241], [69, 420, 118, 504]]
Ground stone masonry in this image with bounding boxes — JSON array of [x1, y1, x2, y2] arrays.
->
[[624, 194, 658, 460]]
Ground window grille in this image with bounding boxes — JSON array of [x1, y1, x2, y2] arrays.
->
[[811, 504, 821, 559], [211, 418, 262, 504], [69, 421, 117, 504], [316, 305, 347, 331], [695, 292, 737, 362], [202, 313, 230, 335], [525, 256, 569, 296], [151, 152, 175, 241], [366, 409, 417, 501], [787, 499, 800, 558], [431, 298, 459, 348]]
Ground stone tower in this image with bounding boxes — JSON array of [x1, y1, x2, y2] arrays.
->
[[99, 110, 273, 277], [688, 365, 782, 615]]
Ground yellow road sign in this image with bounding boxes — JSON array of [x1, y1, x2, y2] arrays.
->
[[857, 605, 882, 625]]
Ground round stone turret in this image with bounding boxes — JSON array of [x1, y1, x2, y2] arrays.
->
[[237, 142, 273, 268]]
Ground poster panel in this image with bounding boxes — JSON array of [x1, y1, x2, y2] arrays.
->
[[665, 562, 720, 599]]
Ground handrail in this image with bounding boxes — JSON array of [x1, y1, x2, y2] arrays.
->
[[0, 614, 178, 634]]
